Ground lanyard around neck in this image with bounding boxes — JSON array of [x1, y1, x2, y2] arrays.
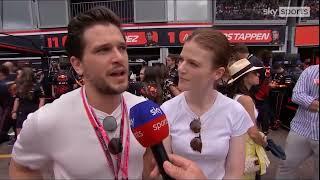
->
[[81, 87, 130, 179]]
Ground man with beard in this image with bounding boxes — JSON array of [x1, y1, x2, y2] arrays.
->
[[9, 6, 211, 180], [9, 7, 148, 179]]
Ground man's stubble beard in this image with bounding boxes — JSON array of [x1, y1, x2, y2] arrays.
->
[[95, 79, 128, 95], [85, 71, 128, 95]]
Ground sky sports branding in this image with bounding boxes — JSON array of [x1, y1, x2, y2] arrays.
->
[[129, 101, 166, 129], [263, 7, 310, 17], [152, 118, 168, 131], [129, 100, 169, 147], [150, 107, 162, 116], [132, 114, 168, 141], [130, 100, 168, 131]]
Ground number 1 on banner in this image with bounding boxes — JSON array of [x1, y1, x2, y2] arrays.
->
[[62, 35, 67, 47], [179, 31, 192, 44], [167, 32, 175, 43], [47, 37, 59, 48]]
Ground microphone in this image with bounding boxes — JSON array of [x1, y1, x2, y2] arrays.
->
[[129, 100, 173, 180]]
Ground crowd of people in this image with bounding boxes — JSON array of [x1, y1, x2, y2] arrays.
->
[[216, 0, 289, 20], [0, 6, 318, 180], [127, 54, 180, 105], [0, 60, 80, 145]]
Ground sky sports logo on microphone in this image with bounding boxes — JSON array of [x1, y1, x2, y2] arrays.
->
[[263, 7, 310, 17], [129, 100, 169, 147], [150, 107, 162, 116]]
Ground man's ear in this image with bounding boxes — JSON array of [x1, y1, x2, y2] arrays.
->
[[212, 67, 226, 81], [70, 56, 83, 76]]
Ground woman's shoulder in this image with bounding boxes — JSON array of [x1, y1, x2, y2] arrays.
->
[[216, 93, 249, 113], [160, 92, 185, 125], [217, 93, 253, 128], [160, 92, 184, 111], [235, 95, 254, 107]]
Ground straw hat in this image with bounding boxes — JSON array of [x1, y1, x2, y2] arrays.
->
[[227, 58, 263, 84]]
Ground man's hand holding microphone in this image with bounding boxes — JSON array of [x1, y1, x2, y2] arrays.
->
[[130, 100, 207, 180], [163, 154, 206, 180]]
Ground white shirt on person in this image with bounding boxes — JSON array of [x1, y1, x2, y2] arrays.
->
[[234, 94, 258, 119], [12, 87, 146, 179], [160, 91, 253, 179]]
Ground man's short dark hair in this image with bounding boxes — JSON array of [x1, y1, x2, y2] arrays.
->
[[272, 62, 283, 70], [232, 43, 249, 54], [248, 55, 264, 67], [0, 65, 10, 76], [65, 6, 122, 59], [257, 49, 273, 65], [167, 54, 180, 63]]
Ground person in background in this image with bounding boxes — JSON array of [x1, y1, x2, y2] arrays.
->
[[152, 63, 170, 100], [127, 65, 145, 96], [2, 62, 17, 103], [228, 44, 265, 91], [155, 63, 168, 84], [232, 43, 250, 60], [165, 54, 179, 83], [12, 68, 24, 97], [129, 71, 136, 82], [163, 54, 181, 101], [217, 43, 252, 94], [51, 62, 77, 100], [254, 50, 274, 134], [9, 7, 151, 179], [0, 65, 12, 144], [276, 65, 319, 180], [159, 28, 253, 179], [139, 66, 146, 82], [226, 59, 269, 179], [269, 62, 288, 130], [258, 50, 273, 68], [35, 70, 45, 85], [145, 31, 157, 47], [0, 64, 10, 88], [215, 68, 230, 95], [231, 43, 264, 68], [3, 61, 17, 82], [302, 58, 311, 70], [0, 65, 18, 145], [11, 67, 45, 136], [271, 63, 287, 85], [271, 30, 280, 45], [139, 66, 163, 105]]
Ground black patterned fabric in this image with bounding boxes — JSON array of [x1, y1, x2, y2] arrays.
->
[[163, 66, 179, 102]]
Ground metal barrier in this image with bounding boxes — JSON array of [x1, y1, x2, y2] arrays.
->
[[70, 0, 134, 23]]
